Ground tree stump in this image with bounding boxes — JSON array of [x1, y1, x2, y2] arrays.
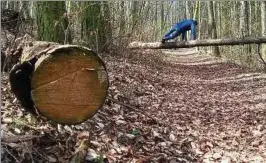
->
[[9, 41, 108, 124]]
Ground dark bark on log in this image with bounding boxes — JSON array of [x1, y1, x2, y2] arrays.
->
[[128, 37, 266, 49], [9, 42, 58, 115], [9, 57, 38, 115]]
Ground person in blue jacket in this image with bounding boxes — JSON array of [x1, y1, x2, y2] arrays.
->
[[162, 19, 198, 43]]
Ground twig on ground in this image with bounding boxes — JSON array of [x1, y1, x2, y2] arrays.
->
[[32, 148, 49, 161], [2, 135, 39, 143], [2, 144, 20, 162]]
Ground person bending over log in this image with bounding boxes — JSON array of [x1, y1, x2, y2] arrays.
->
[[162, 19, 198, 43]]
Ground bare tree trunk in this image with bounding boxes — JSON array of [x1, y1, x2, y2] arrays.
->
[[198, 2, 201, 40], [240, 1, 251, 54], [193, 1, 199, 20], [217, 2, 221, 38], [186, 1, 190, 19], [19, 1, 30, 20], [248, 1, 252, 36], [119, 1, 125, 36], [160, 2, 164, 36], [208, 1, 220, 57], [240, 2, 249, 37], [13, 1, 19, 11], [154, 2, 158, 40], [29, 1, 34, 19], [262, 2, 266, 60], [255, 1, 259, 31], [185, 1, 191, 39]]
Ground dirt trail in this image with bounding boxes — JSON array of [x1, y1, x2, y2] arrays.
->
[[105, 48, 266, 162], [158, 48, 266, 162]]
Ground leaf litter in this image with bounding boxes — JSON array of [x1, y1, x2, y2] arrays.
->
[[1, 48, 266, 162]]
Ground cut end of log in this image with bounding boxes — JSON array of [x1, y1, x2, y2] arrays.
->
[[31, 45, 108, 124]]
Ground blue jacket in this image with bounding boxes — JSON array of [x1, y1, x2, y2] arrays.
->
[[163, 19, 197, 40]]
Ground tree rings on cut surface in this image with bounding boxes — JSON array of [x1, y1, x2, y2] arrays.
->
[[30, 45, 108, 124]]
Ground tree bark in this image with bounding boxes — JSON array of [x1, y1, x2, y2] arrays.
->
[[99, 2, 112, 52], [185, 1, 191, 39], [262, 2, 266, 60], [208, 1, 220, 57], [198, 2, 202, 40], [240, 1, 251, 54], [240, 1, 249, 37], [10, 41, 108, 124], [193, 1, 199, 20], [154, 1, 158, 40], [186, 1, 190, 19], [79, 1, 110, 51], [35, 2, 67, 44], [19, 1, 30, 20], [128, 37, 266, 49], [160, 2, 164, 36], [119, 1, 125, 36]]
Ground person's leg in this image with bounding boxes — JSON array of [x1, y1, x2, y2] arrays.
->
[[163, 28, 176, 38], [181, 32, 187, 41], [164, 28, 180, 40]]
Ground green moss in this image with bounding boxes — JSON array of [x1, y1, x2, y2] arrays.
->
[[35, 2, 66, 43]]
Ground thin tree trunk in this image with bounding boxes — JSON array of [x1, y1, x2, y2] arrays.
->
[[208, 1, 220, 57], [19, 1, 30, 20], [186, 1, 190, 19], [261, 2, 266, 60], [198, 2, 201, 40], [240, 1, 251, 54], [160, 2, 164, 36], [154, 1, 158, 40], [193, 1, 199, 20], [240, 1, 249, 37], [119, 1, 125, 36], [248, 1, 252, 36], [217, 2, 221, 38], [186, 1, 191, 39], [131, 1, 138, 34]]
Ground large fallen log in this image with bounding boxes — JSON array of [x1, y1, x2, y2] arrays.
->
[[9, 41, 108, 124], [128, 37, 266, 49]]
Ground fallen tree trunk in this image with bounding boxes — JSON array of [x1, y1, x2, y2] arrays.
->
[[128, 37, 266, 49], [9, 41, 108, 124]]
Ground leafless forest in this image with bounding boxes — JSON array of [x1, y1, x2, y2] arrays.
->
[[1, 1, 266, 163]]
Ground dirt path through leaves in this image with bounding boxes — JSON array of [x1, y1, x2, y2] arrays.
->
[[2, 48, 266, 162], [160, 49, 266, 162], [104, 48, 266, 162]]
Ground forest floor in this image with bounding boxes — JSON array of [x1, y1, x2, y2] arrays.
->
[[1, 48, 266, 163]]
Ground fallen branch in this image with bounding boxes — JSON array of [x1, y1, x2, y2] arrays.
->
[[128, 37, 266, 49], [2, 135, 39, 143], [257, 44, 266, 70]]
